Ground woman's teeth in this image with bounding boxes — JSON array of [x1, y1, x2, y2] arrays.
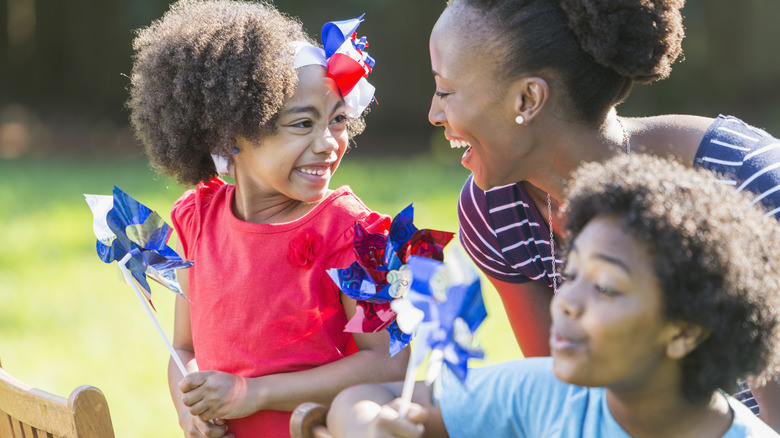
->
[[298, 167, 326, 176], [449, 139, 471, 149]]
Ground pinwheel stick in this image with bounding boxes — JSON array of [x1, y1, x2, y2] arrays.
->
[[118, 253, 188, 377], [397, 345, 420, 418]]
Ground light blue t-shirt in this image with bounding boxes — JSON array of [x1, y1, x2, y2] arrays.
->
[[440, 358, 777, 437]]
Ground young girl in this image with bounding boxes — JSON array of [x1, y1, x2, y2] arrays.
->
[[326, 154, 780, 437], [126, 1, 408, 437]]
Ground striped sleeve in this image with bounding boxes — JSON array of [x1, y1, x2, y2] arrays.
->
[[458, 175, 563, 286], [458, 175, 530, 283], [694, 115, 780, 219]]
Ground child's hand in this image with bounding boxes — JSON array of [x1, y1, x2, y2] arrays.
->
[[179, 371, 259, 421], [179, 414, 233, 438], [334, 398, 427, 438]]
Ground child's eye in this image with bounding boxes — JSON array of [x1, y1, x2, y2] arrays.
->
[[595, 284, 621, 297], [330, 114, 348, 125], [290, 120, 313, 129]]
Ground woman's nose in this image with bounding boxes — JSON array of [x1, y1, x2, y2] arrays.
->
[[428, 94, 445, 126]]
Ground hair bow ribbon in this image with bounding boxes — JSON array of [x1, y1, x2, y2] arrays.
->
[[293, 14, 376, 117]]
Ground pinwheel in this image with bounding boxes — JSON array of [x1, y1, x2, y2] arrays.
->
[[85, 186, 192, 375], [390, 248, 487, 416], [327, 204, 454, 356]]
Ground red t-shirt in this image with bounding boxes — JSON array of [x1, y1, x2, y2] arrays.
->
[[172, 179, 389, 437]]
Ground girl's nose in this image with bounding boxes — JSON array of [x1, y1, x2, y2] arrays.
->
[[313, 127, 339, 154]]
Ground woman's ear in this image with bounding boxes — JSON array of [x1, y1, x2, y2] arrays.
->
[[666, 322, 711, 359], [510, 76, 549, 124]]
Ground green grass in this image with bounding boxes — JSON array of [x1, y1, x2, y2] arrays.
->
[[0, 156, 521, 437]]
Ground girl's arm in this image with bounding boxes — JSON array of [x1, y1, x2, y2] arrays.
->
[[170, 243, 230, 437], [179, 293, 410, 421]]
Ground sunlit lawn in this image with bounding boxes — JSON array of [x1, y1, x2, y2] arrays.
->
[[0, 155, 521, 437]]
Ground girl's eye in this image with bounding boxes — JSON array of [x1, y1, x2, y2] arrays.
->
[[290, 120, 313, 129], [561, 272, 575, 283], [435, 91, 451, 99], [330, 114, 348, 125]]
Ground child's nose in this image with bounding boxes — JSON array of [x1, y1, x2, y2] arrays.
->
[[312, 127, 339, 154], [552, 281, 585, 319]]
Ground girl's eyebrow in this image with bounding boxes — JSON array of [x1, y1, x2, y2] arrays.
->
[[282, 105, 319, 118], [329, 100, 345, 116]]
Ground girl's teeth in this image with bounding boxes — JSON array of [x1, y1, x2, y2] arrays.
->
[[449, 139, 470, 149], [299, 168, 325, 176]]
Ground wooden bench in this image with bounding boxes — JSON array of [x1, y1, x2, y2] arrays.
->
[[290, 402, 332, 438], [0, 358, 116, 437]]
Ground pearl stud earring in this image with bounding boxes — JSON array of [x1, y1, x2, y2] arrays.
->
[[515, 115, 525, 125]]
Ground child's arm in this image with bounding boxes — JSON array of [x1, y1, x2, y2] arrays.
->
[[169, 244, 231, 438], [326, 381, 447, 438], [179, 293, 410, 421]]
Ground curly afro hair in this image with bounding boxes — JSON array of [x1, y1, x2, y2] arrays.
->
[[563, 154, 780, 402], [127, 0, 365, 186], [446, 0, 685, 124]]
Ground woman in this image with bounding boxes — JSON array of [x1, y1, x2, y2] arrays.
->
[[427, 0, 780, 424], [326, 154, 780, 437]]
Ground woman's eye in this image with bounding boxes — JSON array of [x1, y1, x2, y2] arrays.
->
[[561, 272, 576, 283], [435, 90, 451, 98]]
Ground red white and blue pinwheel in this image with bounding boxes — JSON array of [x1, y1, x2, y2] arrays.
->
[[85, 186, 192, 305], [327, 204, 454, 356]]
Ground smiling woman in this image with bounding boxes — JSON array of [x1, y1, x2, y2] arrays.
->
[[326, 153, 780, 438]]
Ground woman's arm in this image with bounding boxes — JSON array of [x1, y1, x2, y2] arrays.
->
[[179, 292, 410, 421], [490, 277, 553, 357]]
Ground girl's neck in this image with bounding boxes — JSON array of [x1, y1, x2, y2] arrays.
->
[[232, 185, 329, 224], [606, 387, 732, 438]]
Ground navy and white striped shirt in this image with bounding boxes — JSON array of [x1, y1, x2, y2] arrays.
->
[[458, 115, 780, 287]]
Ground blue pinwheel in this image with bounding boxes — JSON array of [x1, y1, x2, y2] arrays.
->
[[389, 248, 486, 417], [85, 186, 192, 305], [85, 186, 192, 376], [327, 204, 454, 356], [394, 252, 487, 383]]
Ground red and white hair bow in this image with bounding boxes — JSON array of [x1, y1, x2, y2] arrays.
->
[[292, 14, 376, 117]]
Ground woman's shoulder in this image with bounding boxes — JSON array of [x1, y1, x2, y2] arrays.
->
[[629, 114, 715, 164]]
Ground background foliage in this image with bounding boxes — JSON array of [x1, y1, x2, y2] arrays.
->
[[1, 1, 780, 159]]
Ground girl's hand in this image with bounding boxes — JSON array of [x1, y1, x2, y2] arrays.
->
[[179, 414, 233, 438], [179, 371, 259, 421]]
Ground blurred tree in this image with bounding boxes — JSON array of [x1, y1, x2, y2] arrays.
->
[[1, 0, 779, 158]]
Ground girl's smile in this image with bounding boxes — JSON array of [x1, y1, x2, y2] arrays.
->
[[231, 65, 348, 223]]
